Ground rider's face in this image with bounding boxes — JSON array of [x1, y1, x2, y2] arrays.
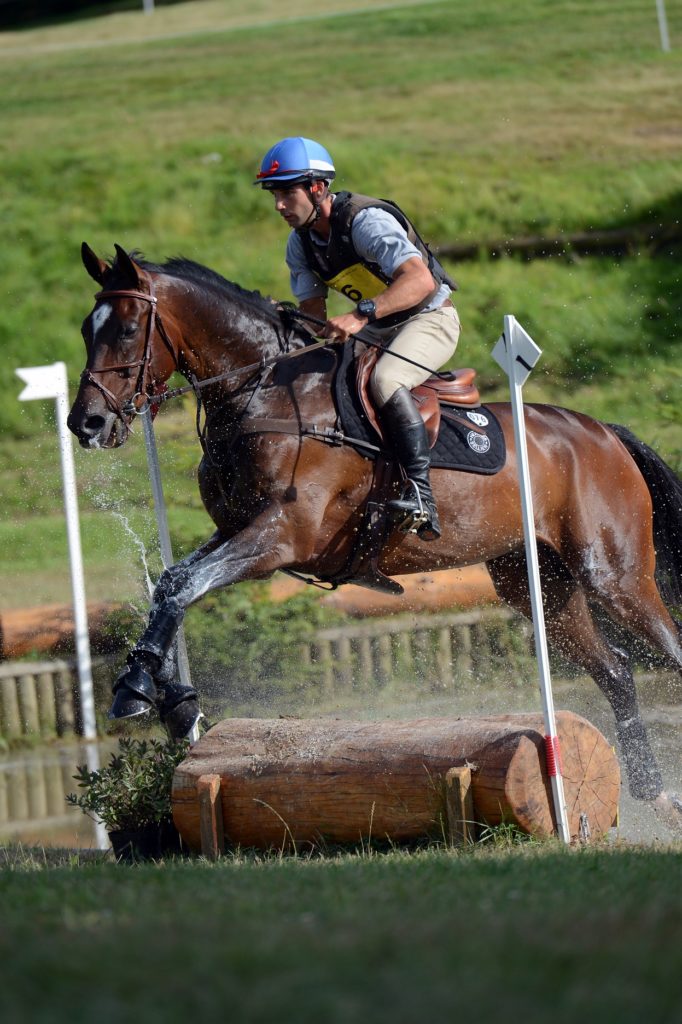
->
[[271, 185, 317, 228]]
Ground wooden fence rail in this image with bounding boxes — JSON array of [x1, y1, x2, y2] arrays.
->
[[0, 657, 118, 743], [0, 748, 87, 836], [300, 608, 533, 694]]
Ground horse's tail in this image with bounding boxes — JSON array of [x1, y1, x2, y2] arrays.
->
[[608, 422, 682, 608]]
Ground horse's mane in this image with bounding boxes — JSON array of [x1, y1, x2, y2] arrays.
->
[[115, 250, 283, 329]]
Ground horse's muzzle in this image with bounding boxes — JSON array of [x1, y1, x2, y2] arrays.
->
[[67, 407, 129, 449]]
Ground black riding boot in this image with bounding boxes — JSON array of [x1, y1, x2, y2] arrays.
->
[[380, 387, 441, 541]]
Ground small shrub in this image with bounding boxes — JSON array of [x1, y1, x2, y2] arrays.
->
[[66, 737, 189, 833]]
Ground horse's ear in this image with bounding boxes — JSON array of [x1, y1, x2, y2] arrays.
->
[[113, 243, 142, 287], [81, 242, 108, 285]]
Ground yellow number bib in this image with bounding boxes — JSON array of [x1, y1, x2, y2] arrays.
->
[[326, 263, 385, 304]]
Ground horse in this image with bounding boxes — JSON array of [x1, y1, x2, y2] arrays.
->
[[67, 243, 682, 827]]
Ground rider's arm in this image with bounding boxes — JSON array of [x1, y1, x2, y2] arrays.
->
[[322, 208, 437, 341], [371, 256, 435, 320], [322, 257, 434, 341]]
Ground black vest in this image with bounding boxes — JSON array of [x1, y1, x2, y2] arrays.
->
[[296, 191, 456, 327]]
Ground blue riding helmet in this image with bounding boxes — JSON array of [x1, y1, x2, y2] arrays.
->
[[255, 137, 335, 189]]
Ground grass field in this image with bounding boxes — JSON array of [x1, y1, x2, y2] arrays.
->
[[0, 0, 681, 610], [1, 842, 681, 1023]]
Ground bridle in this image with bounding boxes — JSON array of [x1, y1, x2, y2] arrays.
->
[[81, 278, 178, 422]]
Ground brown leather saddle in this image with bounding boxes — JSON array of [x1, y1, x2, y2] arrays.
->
[[356, 345, 481, 448]]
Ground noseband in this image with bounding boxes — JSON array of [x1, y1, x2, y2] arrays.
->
[[81, 280, 177, 421]]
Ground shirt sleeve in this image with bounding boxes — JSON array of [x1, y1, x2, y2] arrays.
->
[[285, 232, 328, 303], [350, 207, 423, 278]]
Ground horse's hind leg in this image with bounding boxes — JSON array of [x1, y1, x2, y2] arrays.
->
[[568, 535, 682, 824], [487, 548, 664, 802]]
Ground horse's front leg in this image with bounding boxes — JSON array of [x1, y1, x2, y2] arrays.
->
[[109, 510, 301, 737]]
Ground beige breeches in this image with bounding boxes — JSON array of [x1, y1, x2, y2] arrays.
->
[[370, 305, 461, 407]]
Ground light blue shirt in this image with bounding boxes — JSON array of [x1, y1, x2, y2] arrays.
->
[[285, 201, 450, 312]]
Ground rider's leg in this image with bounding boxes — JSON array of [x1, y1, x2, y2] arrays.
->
[[379, 386, 441, 540], [371, 305, 460, 541]]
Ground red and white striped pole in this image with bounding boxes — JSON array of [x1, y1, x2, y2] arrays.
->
[[492, 317, 571, 843]]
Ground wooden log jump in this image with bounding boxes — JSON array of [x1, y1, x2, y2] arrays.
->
[[172, 712, 620, 853]]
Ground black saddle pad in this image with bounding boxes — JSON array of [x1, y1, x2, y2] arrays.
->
[[334, 343, 506, 474]]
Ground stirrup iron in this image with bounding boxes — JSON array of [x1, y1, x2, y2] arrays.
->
[[387, 478, 429, 534]]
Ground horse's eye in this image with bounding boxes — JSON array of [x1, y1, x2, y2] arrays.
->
[[121, 324, 139, 340]]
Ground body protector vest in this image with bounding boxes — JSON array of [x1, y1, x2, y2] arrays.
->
[[296, 191, 457, 328]]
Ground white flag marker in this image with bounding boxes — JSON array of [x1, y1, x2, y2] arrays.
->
[[492, 317, 571, 843], [17, 362, 97, 743], [17, 362, 108, 848]]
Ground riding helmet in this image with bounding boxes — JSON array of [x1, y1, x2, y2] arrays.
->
[[255, 137, 335, 189]]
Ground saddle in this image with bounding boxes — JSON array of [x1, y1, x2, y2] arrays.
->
[[355, 345, 481, 448]]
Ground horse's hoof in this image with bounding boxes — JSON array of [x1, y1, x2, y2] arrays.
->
[[161, 698, 203, 742], [155, 680, 203, 741], [652, 792, 682, 831], [108, 687, 154, 720], [108, 661, 157, 720]]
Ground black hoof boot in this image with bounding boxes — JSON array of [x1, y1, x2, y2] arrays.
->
[[157, 681, 203, 741], [108, 659, 158, 721]]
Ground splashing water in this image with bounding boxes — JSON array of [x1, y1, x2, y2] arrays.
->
[[89, 490, 156, 597]]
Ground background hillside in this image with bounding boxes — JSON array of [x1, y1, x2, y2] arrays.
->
[[0, 0, 681, 614]]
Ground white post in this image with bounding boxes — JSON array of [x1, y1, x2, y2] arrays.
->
[[16, 363, 98, 743], [143, 0, 154, 13], [138, 403, 198, 744], [656, 0, 671, 51], [491, 318, 571, 844]]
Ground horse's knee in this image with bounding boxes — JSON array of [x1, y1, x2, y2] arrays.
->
[[154, 566, 191, 605], [593, 650, 637, 718]]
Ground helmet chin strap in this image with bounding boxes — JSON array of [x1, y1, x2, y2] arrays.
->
[[300, 181, 327, 230]]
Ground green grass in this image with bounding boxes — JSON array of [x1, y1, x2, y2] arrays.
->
[[0, 842, 681, 1023]]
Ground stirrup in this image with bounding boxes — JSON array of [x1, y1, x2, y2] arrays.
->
[[386, 478, 429, 534]]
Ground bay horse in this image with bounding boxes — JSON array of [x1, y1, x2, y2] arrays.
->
[[68, 243, 682, 826]]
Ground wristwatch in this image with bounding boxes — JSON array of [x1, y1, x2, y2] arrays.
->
[[356, 299, 377, 323]]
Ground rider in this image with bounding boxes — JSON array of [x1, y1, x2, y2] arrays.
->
[[255, 136, 460, 541]]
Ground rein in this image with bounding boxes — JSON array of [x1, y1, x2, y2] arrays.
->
[[155, 334, 336, 407]]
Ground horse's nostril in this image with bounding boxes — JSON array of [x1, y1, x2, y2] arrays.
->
[[84, 415, 107, 434]]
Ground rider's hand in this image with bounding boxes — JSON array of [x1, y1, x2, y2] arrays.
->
[[321, 311, 368, 343]]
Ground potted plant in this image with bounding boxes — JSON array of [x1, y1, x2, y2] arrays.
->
[[67, 736, 189, 862]]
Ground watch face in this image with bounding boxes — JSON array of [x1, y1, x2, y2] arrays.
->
[[358, 299, 376, 318]]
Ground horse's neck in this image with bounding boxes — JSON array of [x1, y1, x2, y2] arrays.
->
[[164, 285, 284, 385]]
